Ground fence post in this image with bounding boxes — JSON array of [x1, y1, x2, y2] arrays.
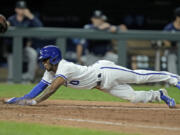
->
[[177, 42, 180, 74], [117, 40, 127, 66], [12, 36, 23, 83], [155, 49, 161, 71], [56, 38, 66, 58]]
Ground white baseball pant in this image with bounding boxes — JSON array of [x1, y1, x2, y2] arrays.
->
[[97, 60, 179, 103]]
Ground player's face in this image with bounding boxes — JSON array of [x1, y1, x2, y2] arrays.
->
[[15, 8, 25, 16], [42, 59, 53, 71], [91, 18, 104, 26]]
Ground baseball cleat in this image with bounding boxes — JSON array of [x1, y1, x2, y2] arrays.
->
[[176, 81, 180, 89], [159, 89, 176, 108]]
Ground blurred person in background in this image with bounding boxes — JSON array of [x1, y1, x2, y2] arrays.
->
[[76, 10, 120, 66], [5, 0, 43, 83], [65, 38, 87, 65], [163, 7, 180, 74]]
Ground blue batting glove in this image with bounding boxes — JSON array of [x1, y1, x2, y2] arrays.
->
[[4, 97, 19, 104]]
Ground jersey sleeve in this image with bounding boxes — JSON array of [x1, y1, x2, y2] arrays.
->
[[54, 63, 72, 80], [7, 16, 15, 26], [42, 70, 54, 85], [163, 23, 173, 31]]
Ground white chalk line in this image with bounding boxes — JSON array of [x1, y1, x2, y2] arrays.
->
[[54, 117, 180, 131], [56, 117, 180, 131], [2, 103, 180, 131], [1, 109, 180, 132], [20, 113, 180, 131], [53, 105, 180, 110]]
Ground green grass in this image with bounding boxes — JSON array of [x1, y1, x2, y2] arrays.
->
[[0, 121, 139, 135], [0, 83, 180, 103]]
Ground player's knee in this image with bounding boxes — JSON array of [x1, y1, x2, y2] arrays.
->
[[118, 94, 136, 103], [109, 89, 136, 102], [123, 92, 140, 103]]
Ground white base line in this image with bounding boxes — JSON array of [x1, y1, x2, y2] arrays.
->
[[55, 117, 180, 131], [8, 111, 180, 131], [22, 113, 180, 131], [54, 105, 180, 110], [3, 104, 180, 131]]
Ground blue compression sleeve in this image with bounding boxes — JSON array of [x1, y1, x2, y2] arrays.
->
[[23, 80, 48, 99], [8, 80, 48, 103]]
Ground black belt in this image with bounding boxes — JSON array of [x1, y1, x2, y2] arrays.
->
[[97, 73, 102, 86]]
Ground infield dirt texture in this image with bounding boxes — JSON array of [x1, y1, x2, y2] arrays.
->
[[0, 100, 180, 135]]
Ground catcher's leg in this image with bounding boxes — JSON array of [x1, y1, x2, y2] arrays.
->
[[107, 84, 161, 103]]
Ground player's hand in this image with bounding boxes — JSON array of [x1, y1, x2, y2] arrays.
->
[[109, 26, 117, 32], [4, 98, 37, 106], [119, 24, 128, 32], [77, 59, 84, 65], [23, 9, 34, 20], [16, 99, 37, 106], [98, 23, 110, 30]]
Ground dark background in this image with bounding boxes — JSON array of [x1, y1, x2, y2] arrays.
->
[[1, 0, 180, 30]]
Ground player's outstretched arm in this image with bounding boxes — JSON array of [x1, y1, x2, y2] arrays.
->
[[11, 76, 64, 106], [35, 77, 65, 104], [4, 80, 48, 104]]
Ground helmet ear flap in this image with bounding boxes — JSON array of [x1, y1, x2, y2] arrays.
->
[[39, 60, 45, 69], [50, 55, 59, 65]]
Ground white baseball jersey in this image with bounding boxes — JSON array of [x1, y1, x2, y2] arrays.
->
[[41, 59, 179, 104], [42, 59, 102, 89]]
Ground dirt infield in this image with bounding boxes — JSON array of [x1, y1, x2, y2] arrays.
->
[[0, 100, 180, 135]]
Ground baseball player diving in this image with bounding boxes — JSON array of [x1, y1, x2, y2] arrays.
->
[[4, 45, 180, 108]]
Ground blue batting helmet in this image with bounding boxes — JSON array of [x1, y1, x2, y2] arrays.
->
[[39, 45, 62, 65]]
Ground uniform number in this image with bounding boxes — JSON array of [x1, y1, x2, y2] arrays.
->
[[69, 80, 80, 85]]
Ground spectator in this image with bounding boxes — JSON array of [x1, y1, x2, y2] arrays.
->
[[5, 0, 43, 82], [163, 7, 180, 74], [77, 10, 119, 66], [65, 38, 87, 65]]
